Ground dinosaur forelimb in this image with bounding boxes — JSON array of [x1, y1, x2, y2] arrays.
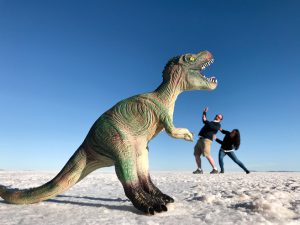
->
[[166, 127, 194, 142], [161, 114, 194, 142]]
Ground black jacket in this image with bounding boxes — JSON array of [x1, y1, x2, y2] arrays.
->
[[216, 129, 236, 150], [198, 112, 221, 141]]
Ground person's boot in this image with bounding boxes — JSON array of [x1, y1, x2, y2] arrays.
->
[[193, 168, 203, 174], [210, 168, 218, 174]]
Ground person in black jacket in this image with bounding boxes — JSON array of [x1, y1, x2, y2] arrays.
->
[[193, 107, 222, 174], [215, 129, 250, 174]]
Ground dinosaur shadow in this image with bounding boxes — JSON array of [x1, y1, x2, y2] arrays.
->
[[46, 194, 141, 214], [0, 195, 142, 215], [56, 194, 130, 202]]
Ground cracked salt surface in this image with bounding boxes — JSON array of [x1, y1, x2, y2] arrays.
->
[[0, 171, 299, 225]]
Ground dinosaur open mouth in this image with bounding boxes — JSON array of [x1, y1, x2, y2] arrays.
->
[[199, 58, 217, 84]]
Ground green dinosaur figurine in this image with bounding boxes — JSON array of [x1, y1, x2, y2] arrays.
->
[[0, 50, 217, 214]]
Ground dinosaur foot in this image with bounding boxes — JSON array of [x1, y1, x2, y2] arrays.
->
[[126, 187, 168, 215]]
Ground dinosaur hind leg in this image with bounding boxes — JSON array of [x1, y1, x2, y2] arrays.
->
[[114, 143, 167, 215], [137, 146, 174, 205], [0, 147, 88, 204]]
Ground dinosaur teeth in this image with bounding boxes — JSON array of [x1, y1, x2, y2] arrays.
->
[[207, 77, 217, 83], [201, 58, 214, 71], [207, 59, 214, 66]]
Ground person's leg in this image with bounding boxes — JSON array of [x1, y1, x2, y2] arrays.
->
[[195, 154, 202, 169], [218, 150, 226, 173], [227, 151, 250, 173], [206, 155, 217, 170], [193, 154, 203, 174], [203, 139, 218, 172], [193, 139, 203, 173]]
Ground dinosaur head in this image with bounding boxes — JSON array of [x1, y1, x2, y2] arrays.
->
[[162, 51, 217, 91]]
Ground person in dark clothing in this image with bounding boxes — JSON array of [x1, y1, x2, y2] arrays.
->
[[215, 129, 250, 174], [193, 107, 222, 174]]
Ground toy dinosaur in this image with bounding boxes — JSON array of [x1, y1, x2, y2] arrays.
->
[[0, 50, 217, 214]]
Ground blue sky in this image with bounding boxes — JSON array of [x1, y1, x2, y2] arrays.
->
[[0, 0, 299, 172]]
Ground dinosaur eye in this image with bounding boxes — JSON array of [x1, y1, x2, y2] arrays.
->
[[189, 57, 195, 61]]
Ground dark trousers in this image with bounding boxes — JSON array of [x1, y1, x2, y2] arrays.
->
[[218, 149, 249, 172]]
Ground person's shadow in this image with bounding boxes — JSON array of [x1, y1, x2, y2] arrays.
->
[[0, 195, 143, 215]]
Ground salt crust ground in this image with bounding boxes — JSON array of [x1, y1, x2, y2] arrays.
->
[[0, 171, 300, 225]]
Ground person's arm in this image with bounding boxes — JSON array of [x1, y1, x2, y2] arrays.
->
[[215, 138, 223, 145], [202, 107, 208, 124], [221, 129, 230, 135]]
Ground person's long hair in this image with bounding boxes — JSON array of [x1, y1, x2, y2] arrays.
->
[[232, 129, 241, 150]]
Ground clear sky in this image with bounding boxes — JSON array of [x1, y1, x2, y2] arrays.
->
[[0, 0, 299, 172]]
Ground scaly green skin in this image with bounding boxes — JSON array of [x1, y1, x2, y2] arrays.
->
[[0, 50, 218, 215]]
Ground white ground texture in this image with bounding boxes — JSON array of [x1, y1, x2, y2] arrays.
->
[[0, 171, 300, 225]]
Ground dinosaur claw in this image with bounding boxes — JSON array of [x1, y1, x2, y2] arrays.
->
[[154, 204, 163, 213], [161, 204, 168, 211], [162, 194, 174, 204], [168, 197, 175, 203], [148, 207, 155, 215]]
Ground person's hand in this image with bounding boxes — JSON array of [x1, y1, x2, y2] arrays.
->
[[203, 107, 208, 112], [219, 127, 223, 131], [213, 134, 217, 140]]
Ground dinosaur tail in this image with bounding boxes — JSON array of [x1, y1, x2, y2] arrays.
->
[[0, 147, 88, 204]]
